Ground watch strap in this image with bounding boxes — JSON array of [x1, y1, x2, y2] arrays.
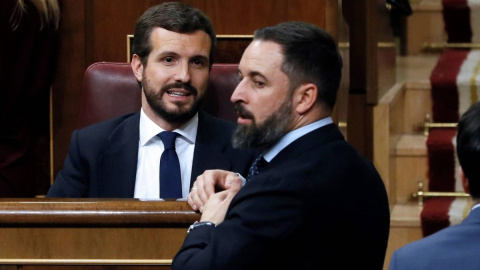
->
[[187, 221, 216, 233]]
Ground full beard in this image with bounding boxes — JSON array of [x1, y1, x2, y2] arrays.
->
[[143, 78, 203, 124], [232, 96, 293, 150]]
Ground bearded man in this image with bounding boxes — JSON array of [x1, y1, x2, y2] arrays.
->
[[175, 21, 390, 270], [47, 2, 254, 199]]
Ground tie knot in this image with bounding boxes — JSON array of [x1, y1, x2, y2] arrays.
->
[[158, 131, 178, 150]]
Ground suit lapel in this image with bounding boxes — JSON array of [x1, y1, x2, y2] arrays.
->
[[191, 112, 231, 187], [98, 113, 140, 197]]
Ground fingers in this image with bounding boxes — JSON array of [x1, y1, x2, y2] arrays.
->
[[187, 171, 216, 212], [226, 177, 242, 200], [198, 170, 217, 199], [199, 178, 242, 225], [224, 172, 241, 189], [188, 178, 203, 212], [187, 170, 242, 213]]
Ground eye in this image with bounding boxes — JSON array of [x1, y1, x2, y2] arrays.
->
[[163, 56, 174, 64], [254, 80, 265, 88], [192, 58, 207, 68]]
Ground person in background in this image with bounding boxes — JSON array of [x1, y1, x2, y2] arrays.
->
[[0, 0, 60, 197], [173, 21, 390, 270], [47, 2, 254, 199], [389, 101, 480, 270]]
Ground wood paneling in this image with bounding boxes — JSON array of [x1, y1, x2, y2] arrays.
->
[[51, 0, 87, 185], [343, 0, 395, 158], [88, 0, 332, 64]]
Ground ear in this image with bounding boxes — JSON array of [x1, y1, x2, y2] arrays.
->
[[294, 83, 318, 115], [460, 167, 470, 194], [131, 54, 144, 82]]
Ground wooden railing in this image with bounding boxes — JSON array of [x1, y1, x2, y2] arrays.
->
[[0, 199, 200, 269]]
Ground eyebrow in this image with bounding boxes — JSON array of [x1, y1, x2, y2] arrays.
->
[[248, 71, 268, 82], [192, 54, 209, 64], [153, 51, 179, 59], [154, 51, 209, 62], [238, 68, 267, 78]]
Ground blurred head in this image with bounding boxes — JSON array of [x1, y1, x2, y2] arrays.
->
[[456, 101, 480, 199], [231, 21, 343, 149], [10, 0, 60, 31], [130, 2, 215, 129]]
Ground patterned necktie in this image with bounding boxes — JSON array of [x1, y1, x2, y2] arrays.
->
[[158, 131, 182, 199], [246, 155, 268, 182]]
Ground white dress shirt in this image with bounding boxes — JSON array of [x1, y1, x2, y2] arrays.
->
[[134, 109, 197, 200]]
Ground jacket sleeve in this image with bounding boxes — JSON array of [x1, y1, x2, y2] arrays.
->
[[47, 130, 89, 197]]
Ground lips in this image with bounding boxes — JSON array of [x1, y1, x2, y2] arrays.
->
[[234, 103, 254, 124], [161, 82, 198, 98], [166, 89, 191, 97]]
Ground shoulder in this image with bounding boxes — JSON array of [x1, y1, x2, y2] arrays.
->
[[197, 110, 238, 141], [79, 112, 138, 131], [198, 110, 235, 131], [74, 112, 139, 142], [389, 227, 459, 270]]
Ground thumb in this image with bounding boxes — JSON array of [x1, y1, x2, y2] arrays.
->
[[229, 177, 242, 194]]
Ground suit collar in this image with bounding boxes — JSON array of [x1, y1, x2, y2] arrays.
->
[[464, 205, 480, 224], [263, 117, 334, 162], [266, 123, 344, 169]]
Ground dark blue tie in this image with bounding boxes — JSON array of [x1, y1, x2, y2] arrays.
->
[[158, 131, 182, 199], [246, 155, 268, 182]]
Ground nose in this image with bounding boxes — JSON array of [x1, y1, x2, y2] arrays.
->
[[173, 62, 191, 83], [231, 79, 246, 104]]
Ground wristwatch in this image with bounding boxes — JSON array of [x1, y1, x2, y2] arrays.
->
[[187, 221, 216, 233]]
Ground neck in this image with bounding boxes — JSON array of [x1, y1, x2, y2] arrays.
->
[[290, 105, 331, 132], [142, 106, 187, 131]]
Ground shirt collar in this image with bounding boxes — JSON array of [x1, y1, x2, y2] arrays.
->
[[139, 108, 198, 146], [263, 117, 333, 162]]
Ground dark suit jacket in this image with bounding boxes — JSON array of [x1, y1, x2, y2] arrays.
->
[[172, 123, 390, 270], [47, 111, 255, 197], [389, 206, 480, 270]]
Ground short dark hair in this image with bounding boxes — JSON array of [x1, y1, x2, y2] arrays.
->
[[456, 101, 480, 198], [253, 21, 343, 111], [131, 2, 216, 68]]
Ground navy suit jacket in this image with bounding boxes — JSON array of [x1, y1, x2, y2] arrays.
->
[[389, 206, 480, 270], [172, 123, 390, 270], [47, 111, 255, 197]]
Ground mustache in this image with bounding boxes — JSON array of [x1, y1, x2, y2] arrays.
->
[[161, 82, 198, 95], [234, 103, 254, 120]]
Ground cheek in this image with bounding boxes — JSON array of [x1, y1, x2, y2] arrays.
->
[[254, 97, 283, 122], [147, 69, 171, 87], [252, 103, 273, 122], [191, 70, 210, 95]]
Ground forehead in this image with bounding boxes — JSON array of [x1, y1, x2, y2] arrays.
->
[[149, 27, 211, 56], [239, 40, 285, 75]]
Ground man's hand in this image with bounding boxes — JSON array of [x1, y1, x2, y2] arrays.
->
[[188, 169, 242, 212], [199, 176, 242, 225]]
